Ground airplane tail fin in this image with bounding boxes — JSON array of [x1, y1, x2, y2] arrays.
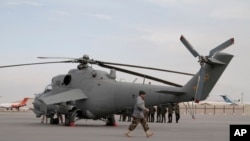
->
[[180, 35, 234, 103], [220, 95, 234, 104], [19, 97, 29, 106]]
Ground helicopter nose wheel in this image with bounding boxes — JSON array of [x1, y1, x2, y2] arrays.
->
[[106, 114, 116, 126], [64, 109, 80, 126]]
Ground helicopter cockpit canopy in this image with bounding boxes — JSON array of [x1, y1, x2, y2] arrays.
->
[[44, 84, 52, 93]]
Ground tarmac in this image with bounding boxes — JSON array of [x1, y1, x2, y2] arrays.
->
[[0, 111, 249, 141]]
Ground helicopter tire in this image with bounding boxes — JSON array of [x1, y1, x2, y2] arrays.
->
[[64, 112, 76, 126], [64, 114, 71, 126], [50, 118, 59, 125], [65, 118, 70, 126], [106, 114, 116, 126]]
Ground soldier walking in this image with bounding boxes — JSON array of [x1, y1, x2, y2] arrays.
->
[[125, 90, 154, 138]]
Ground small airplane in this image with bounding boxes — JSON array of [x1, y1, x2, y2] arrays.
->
[[198, 95, 239, 105], [0, 35, 235, 126], [0, 97, 30, 111], [220, 95, 239, 105]]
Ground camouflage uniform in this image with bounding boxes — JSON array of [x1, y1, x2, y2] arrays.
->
[[174, 103, 180, 123], [128, 95, 149, 131], [156, 105, 162, 122], [125, 91, 153, 137], [149, 106, 156, 122], [167, 103, 173, 123], [161, 105, 167, 123]]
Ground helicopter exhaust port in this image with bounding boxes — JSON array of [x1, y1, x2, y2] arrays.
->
[[52, 75, 71, 86]]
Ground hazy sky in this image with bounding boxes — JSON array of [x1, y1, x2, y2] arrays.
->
[[0, 0, 249, 103]]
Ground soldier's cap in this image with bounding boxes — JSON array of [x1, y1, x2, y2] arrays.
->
[[139, 90, 146, 95]]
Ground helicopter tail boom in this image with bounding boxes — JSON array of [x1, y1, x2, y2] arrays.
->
[[182, 52, 233, 102]]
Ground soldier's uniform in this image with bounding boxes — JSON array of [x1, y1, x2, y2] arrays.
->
[[149, 106, 156, 122], [156, 105, 162, 122], [161, 105, 167, 123], [174, 103, 180, 123], [125, 91, 153, 138], [167, 103, 173, 123]]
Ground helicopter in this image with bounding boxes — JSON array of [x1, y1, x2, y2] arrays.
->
[[0, 35, 234, 126]]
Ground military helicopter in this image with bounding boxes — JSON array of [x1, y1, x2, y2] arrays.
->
[[0, 35, 234, 126]]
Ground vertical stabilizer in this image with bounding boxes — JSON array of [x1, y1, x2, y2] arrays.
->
[[180, 35, 234, 102], [183, 53, 233, 101], [19, 97, 29, 106], [220, 95, 235, 104]]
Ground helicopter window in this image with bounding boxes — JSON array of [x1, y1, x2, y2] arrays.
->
[[63, 75, 71, 85], [44, 84, 52, 93]]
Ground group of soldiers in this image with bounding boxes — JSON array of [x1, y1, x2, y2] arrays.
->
[[119, 103, 180, 123]]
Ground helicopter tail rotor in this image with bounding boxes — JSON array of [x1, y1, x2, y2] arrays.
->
[[180, 35, 234, 103]]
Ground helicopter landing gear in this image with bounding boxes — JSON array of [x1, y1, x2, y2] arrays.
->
[[64, 109, 80, 126], [106, 114, 116, 126], [50, 117, 59, 124]]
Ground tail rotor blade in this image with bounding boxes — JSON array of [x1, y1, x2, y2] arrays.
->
[[180, 35, 200, 58], [209, 38, 234, 57]]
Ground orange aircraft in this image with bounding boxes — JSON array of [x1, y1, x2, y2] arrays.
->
[[0, 97, 30, 111]]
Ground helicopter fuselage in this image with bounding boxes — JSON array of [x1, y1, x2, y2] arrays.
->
[[34, 66, 191, 120]]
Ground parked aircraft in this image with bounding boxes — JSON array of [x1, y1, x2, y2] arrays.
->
[[199, 95, 239, 105], [0, 35, 234, 125], [0, 97, 30, 111], [220, 95, 240, 105]]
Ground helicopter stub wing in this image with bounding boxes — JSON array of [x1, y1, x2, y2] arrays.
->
[[41, 89, 87, 105]]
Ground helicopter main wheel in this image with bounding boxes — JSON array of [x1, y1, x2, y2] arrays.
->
[[50, 118, 59, 125], [64, 109, 80, 126], [64, 113, 75, 126], [64, 114, 70, 126], [106, 114, 116, 126]]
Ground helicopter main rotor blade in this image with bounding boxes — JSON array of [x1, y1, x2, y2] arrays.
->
[[98, 63, 183, 87], [0, 61, 72, 68], [38, 57, 78, 60], [95, 61, 194, 76]]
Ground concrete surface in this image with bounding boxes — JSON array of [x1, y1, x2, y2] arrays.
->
[[0, 111, 249, 141]]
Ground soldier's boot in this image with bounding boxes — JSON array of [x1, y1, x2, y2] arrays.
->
[[146, 130, 154, 138], [125, 130, 132, 137]]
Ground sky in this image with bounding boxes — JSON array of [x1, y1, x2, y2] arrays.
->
[[0, 0, 250, 103]]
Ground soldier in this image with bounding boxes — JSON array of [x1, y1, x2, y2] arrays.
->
[[122, 109, 127, 122], [167, 103, 173, 123], [161, 105, 167, 123], [149, 106, 156, 122], [57, 113, 64, 124], [156, 105, 162, 122], [125, 90, 153, 138], [127, 108, 132, 122], [118, 109, 127, 122], [174, 103, 180, 123]]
